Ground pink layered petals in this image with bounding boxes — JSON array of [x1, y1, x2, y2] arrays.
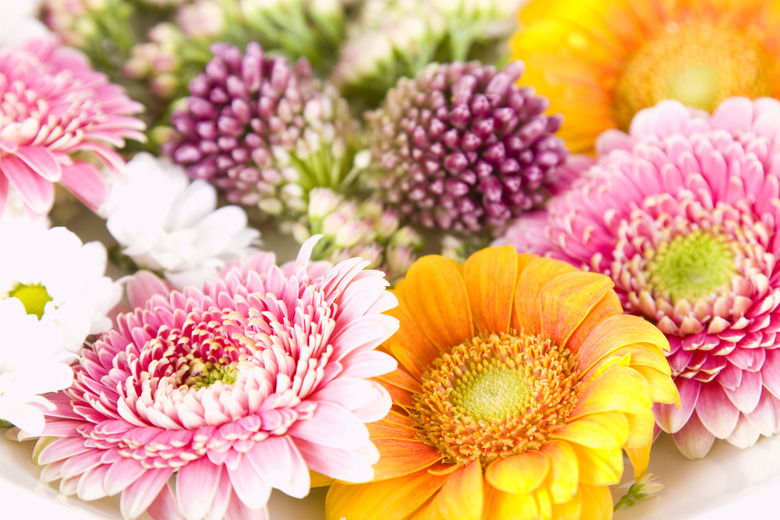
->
[[33, 240, 398, 519], [0, 38, 144, 217], [504, 98, 780, 458]]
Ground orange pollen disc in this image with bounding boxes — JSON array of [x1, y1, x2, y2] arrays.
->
[[409, 331, 580, 466], [614, 21, 774, 129]]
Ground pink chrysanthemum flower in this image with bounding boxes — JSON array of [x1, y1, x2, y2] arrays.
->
[[0, 38, 145, 217], [29, 239, 399, 520], [499, 97, 780, 459]]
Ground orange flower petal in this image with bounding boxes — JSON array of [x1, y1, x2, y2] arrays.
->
[[512, 257, 577, 334], [539, 271, 615, 349], [389, 344, 430, 381], [410, 460, 483, 520], [325, 465, 450, 520], [371, 438, 443, 481], [576, 314, 669, 375], [552, 412, 629, 451], [570, 443, 624, 486], [485, 450, 549, 495], [401, 255, 473, 351], [540, 441, 579, 504], [309, 470, 334, 488], [578, 483, 614, 520], [377, 368, 420, 409], [463, 246, 520, 334], [565, 291, 623, 356], [367, 410, 418, 440], [570, 366, 651, 419], [386, 287, 444, 359]]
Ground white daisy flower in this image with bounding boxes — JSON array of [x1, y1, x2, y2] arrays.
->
[[101, 152, 261, 289], [0, 218, 121, 354], [0, 298, 73, 435]]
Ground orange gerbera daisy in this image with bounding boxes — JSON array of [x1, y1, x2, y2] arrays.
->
[[510, 0, 780, 152], [325, 246, 680, 520]]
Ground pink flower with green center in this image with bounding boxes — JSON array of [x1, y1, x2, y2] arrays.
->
[[0, 38, 145, 218], [29, 239, 399, 519], [499, 97, 780, 459]]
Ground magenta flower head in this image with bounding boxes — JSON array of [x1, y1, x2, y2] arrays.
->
[[30, 238, 399, 519], [500, 97, 780, 459], [366, 60, 568, 233], [164, 42, 356, 219], [0, 38, 145, 218]]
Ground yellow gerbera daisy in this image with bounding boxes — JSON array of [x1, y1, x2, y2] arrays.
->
[[510, 0, 780, 152], [325, 246, 680, 520]]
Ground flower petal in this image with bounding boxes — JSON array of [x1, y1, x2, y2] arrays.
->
[[287, 402, 369, 449], [552, 412, 629, 451], [411, 460, 483, 520], [565, 291, 623, 356], [325, 466, 450, 520], [654, 377, 700, 434], [672, 413, 716, 459], [540, 440, 578, 504], [486, 450, 549, 495], [512, 257, 577, 334], [397, 256, 473, 350], [570, 444, 623, 486], [483, 485, 538, 519], [463, 246, 520, 334], [119, 468, 175, 520], [539, 271, 614, 349], [60, 161, 108, 210], [577, 484, 613, 520], [177, 457, 224, 518], [1, 154, 54, 214], [246, 436, 310, 498], [570, 366, 652, 420], [695, 382, 740, 439], [370, 437, 443, 481], [226, 456, 272, 510]]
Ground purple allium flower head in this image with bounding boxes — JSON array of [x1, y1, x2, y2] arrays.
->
[[164, 42, 356, 218], [366, 60, 568, 233]]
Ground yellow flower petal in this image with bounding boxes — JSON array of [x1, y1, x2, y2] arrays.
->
[[550, 491, 583, 520], [485, 450, 550, 495], [539, 271, 615, 349], [551, 412, 630, 451], [625, 445, 651, 479], [401, 256, 473, 351], [631, 365, 681, 407], [513, 257, 577, 334], [578, 483, 614, 520], [410, 461, 483, 520], [565, 290, 623, 356], [570, 443, 624, 486], [540, 440, 579, 504], [623, 409, 656, 451], [570, 366, 652, 419], [325, 465, 449, 520], [463, 246, 521, 335], [309, 470, 333, 488], [484, 485, 540, 520]]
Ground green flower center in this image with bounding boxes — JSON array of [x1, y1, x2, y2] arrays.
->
[[8, 283, 53, 319], [411, 331, 579, 465], [451, 360, 528, 422], [183, 360, 239, 389], [647, 230, 736, 302]]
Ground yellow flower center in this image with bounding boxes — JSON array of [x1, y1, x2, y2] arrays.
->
[[615, 21, 774, 128], [8, 283, 53, 319], [646, 230, 736, 303], [183, 359, 239, 388], [411, 331, 579, 465]]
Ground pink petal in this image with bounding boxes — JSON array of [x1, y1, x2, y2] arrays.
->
[[205, 468, 234, 520], [723, 370, 763, 414], [119, 467, 174, 520], [177, 457, 223, 519], [37, 437, 91, 465], [59, 161, 108, 210], [0, 174, 7, 216], [672, 413, 716, 459], [245, 436, 310, 499], [726, 415, 761, 449], [330, 315, 399, 360], [309, 378, 388, 414], [761, 349, 780, 400], [745, 393, 780, 437], [147, 484, 184, 520], [712, 97, 754, 132], [339, 351, 398, 379], [104, 457, 147, 495], [60, 448, 104, 480], [226, 456, 272, 510], [15, 145, 61, 181], [225, 490, 268, 520], [654, 377, 700, 434], [287, 402, 369, 449], [695, 382, 740, 439], [1, 154, 54, 214], [76, 464, 111, 501], [126, 271, 172, 309], [294, 438, 374, 483]]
